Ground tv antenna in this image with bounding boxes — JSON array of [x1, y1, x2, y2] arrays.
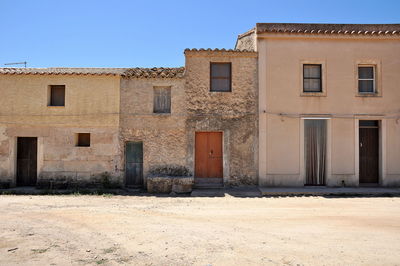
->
[[4, 61, 27, 68]]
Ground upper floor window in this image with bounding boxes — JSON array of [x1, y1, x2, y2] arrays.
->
[[210, 62, 231, 92], [358, 66, 375, 93], [153, 87, 171, 113], [303, 64, 322, 93], [49, 85, 65, 106]]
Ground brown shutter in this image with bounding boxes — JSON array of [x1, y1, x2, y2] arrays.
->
[[153, 87, 171, 113]]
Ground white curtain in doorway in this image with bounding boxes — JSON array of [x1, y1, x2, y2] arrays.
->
[[304, 119, 327, 185]]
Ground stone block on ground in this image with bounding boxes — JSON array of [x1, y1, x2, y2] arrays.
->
[[147, 176, 173, 193], [172, 176, 194, 193], [147, 176, 194, 193]]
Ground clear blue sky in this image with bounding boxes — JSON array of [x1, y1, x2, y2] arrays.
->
[[1, 0, 399, 68]]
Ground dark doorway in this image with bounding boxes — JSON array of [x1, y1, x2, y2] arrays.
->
[[195, 132, 223, 181], [125, 142, 143, 188], [359, 120, 379, 184], [304, 119, 327, 185], [17, 137, 37, 186]]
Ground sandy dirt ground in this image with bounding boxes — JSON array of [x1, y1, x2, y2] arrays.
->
[[0, 194, 399, 266]]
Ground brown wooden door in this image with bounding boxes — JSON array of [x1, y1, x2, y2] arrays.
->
[[195, 132, 223, 178], [359, 122, 379, 184], [17, 137, 37, 186]]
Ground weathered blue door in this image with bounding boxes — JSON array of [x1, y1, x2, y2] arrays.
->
[[125, 142, 143, 187]]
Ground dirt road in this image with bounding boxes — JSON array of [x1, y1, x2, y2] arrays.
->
[[1, 194, 399, 265]]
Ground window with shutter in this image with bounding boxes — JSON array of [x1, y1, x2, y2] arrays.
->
[[153, 87, 171, 113]]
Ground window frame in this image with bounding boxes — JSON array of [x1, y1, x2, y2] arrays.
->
[[210, 62, 232, 92], [303, 64, 322, 93], [357, 65, 376, 94], [354, 60, 382, 97], [48, 85, 66, 107], [299, 60, 326, 97]]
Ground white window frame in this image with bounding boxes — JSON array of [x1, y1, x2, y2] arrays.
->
[[358, 65, 376, 94]]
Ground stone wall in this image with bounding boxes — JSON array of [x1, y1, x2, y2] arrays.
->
[[184, 50, 258, 185], [235, 30, 256, 51], [119, 77, 188, 185]]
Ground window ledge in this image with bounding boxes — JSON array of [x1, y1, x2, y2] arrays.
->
[[300, 92, 326, 97], [356, 93, 381, 97], [153, 112, 171, 115]]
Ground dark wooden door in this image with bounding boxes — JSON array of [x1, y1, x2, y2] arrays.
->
[[125, 142, 143, 187], [195, 132, 223, 178], [17, 137, 37, 186], [359, 122, 379, 184]]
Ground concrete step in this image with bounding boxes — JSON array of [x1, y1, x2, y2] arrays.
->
[[259, 187, 400, 197], [194, 184, 224, 189]]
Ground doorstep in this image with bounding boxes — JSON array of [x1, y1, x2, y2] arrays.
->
[[258, 187, 400, 197]]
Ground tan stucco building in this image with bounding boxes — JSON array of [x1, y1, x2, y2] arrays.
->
[[0, 23, 399, 189], [236, 23, 400, 187], [0, 69, 122, 188]]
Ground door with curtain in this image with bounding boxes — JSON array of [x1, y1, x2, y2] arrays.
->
[[304, 120, 327, 185]]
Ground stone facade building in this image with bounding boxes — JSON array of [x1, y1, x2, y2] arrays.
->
[[0, 49, 258, 189], [184, 49, 258, 186], [119, 67, 187, 187], [118, 50, 258, 189], [0, 23, 399, 189]]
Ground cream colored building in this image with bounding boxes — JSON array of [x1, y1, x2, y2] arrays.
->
[[237, 23, 400, 187]]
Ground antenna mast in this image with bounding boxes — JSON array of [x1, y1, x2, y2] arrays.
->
[[4, 61, 27, 68]]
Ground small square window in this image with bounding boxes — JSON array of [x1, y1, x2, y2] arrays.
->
[[153, 87, 171, 113], [76, 133, 90, 147], [303, 64, 322, 93], [358, 66, 375, 93], [210, 63, 231, 92], [49, 85, 65, 106]]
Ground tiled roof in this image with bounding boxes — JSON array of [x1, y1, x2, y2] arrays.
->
[[184, 48, 254, 53], [0, 67, 125, 75], [122, 67, 185, 78], [256, 23, 400, 35], [0, 67, 185, 78]]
